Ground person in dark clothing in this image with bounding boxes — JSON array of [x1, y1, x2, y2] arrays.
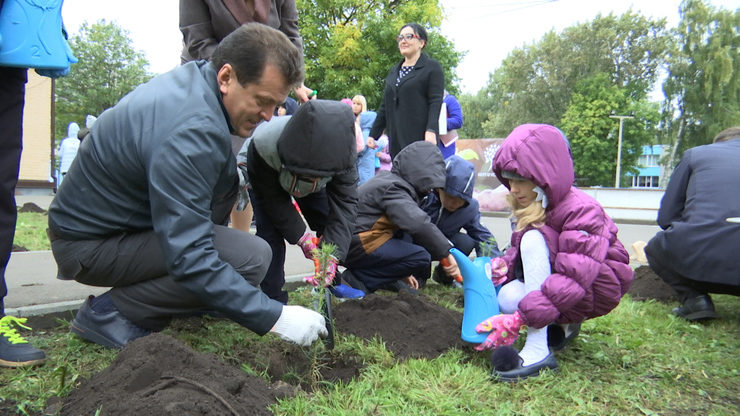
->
[[340, 141, 461, 293], [420, 155, 500, 286], [368, 22, 444, 159], [238, 100, 362, 303], [48, 24, 328, 349], [645, 126, 740, 321]]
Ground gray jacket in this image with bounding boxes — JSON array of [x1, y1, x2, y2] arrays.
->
[[48, 61, 282, 334]]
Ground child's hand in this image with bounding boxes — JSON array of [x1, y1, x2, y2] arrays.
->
[[490, 257, 509, 286], [474, 311, 525, 351], [441, 255, 460, 278], [403, 275, 419, 290]]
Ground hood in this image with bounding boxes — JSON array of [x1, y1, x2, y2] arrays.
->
[[66, 122, 80, 139], [491, 124, 574, 207], [359, 111, 376, 131], [443, 155, 475, 204], [392, 141, 446, 197], [277, 100, 357, 176]]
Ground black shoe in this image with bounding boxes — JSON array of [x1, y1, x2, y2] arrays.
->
[[341, 269, 369, 293], [378, 280, 419, 295], [547, 323, 581, 352], [490, 346, 558, 382], [70, 295, 151, 349], [673, 295, 717, 321], [431, 265, 454, 286], [0, 316, 46, 368]]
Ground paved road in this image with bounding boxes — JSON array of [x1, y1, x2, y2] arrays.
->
[[6, 196, 660, 317]]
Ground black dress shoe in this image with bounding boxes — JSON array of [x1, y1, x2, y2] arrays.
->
[[490, 346, 558, 382], [70, 295, 151, 349], [547, 323, 581, 352], [673, 295, 717, 321]]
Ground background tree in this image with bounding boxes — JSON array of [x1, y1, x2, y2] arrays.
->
[[660, 0, 739, 179], [559, 73, 661, 187], [471, 11, 669, 139], [55, 20, 152, 142], [297, 0, 463, 109]]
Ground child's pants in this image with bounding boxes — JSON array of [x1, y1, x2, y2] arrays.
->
[[344, 238, 431, 292]]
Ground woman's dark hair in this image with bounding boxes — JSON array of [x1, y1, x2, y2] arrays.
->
[[400, 22, 428, 47], [211, 23, 303, 88]]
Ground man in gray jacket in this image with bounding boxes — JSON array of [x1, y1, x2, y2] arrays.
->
[[48, 24, 327, 348]]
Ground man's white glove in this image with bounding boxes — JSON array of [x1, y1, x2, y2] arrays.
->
[[270, 305, 327, 346]]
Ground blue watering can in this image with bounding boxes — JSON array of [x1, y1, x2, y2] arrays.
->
[[449, 248, 500, 344], [0, 0, 77, 69]]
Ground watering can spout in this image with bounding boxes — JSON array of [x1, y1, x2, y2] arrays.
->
[[450, 248, 500, 344]]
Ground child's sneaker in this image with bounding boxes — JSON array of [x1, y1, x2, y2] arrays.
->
[[0, 315, 46, 368], [328, 283, 365, 299]]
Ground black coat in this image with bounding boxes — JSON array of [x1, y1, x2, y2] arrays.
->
[[646, 139, 740, 287], [369, 52, 444, 158]]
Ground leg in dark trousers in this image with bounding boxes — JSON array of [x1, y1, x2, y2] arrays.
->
[[0, 68, 27, 315], [345, 238, 430, 292], [51, 226, 271, 330]]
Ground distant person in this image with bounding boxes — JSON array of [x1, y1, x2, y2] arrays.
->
[[481, 124, 633, 382], [56, 121, 80, 189], [48, 25, 328, 349], [645, 126, 740, 321], [351, 94, 379, 185], [238, 100, 363, 303], [420, 155, 500, 286], [376, 135, 392, 173], [340, 141, 461, 294], [438, 90, 463, 159], [273, 97, 298, 116], [368, 22, 444, 158], [76, 114, 97, 141], [1, 0, 76, 367]]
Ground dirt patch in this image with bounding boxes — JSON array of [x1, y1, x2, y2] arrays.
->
[[58, 333, 279, 416], [55, 291, 467, 415], [628, 266, 678, 303], [335, 291, 466, 360], [17, 202, 46, 213], [11, 244, 27, 252]]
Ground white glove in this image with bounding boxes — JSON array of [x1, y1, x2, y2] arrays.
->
[[270, 305, 327, 346]]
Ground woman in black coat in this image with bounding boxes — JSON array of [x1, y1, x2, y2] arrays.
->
[[368, 22, 445, 159]]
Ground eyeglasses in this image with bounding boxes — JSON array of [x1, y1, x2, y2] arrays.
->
[[396, 33, 420, 42]]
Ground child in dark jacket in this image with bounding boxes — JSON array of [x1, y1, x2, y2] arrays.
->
[[478, 124, 633, 382], [420, 155, 501, 286], [340, 141, 461, 293]]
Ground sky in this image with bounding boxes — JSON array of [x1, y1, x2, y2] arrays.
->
[[61, 0, 738, 96]]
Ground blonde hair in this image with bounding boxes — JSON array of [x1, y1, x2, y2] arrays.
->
[[506, 193, 546, 232], [352, 95, 367, 113]]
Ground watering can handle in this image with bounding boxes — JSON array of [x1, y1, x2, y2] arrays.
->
[[440, 257, 463, 283]]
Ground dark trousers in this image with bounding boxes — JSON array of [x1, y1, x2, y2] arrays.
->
[[344, 238, 431, 292], [0, 67, 28, 315], [646, 250, 740, 303], [252, 189, 328, 304], [50, 225, 271, 330]]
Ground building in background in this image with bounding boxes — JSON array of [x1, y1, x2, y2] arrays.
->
[[627, 144, 664, 189], [18, 71, 55, 195]]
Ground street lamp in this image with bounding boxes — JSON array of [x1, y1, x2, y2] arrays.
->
[[609, 112, 634, 188]]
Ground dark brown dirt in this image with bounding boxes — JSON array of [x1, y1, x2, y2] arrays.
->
[[53, 291, 465, 415], [17, 202, 46, 213], [628, 266, 678, 303]]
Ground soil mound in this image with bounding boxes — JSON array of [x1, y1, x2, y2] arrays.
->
[[17, 202, 46, 213], [628, 266, 678, 303], [59, 333, 278, 416], [334, 291, 466, 359]]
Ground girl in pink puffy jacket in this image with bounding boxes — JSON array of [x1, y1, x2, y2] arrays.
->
[[477, 124, 633, 382]]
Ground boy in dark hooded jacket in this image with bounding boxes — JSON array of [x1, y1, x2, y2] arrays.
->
[[420, 155, 501, 286], [340, 141, 461, 293], [238, 100, 361, 303]]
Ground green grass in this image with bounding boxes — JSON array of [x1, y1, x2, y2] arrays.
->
[[13, 212, 51, 251], [3, 215, 739, 415]]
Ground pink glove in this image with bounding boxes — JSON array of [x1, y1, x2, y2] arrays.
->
[[474, 311, 526, 351], [490, 257, 509, 286], [298, 231, 319, 260], [303, 255, 339, 287]]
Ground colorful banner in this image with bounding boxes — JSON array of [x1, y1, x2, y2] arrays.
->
[[455, 138, 505, 190]]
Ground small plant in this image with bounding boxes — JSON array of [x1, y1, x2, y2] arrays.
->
[[478, 236, 501, 258], [304, 241, 338, 388]]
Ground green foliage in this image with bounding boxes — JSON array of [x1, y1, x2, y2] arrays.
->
[[458, 90, 498, 139], [296, 0, 463, 109], [480, 11, 669, 138], [661, 0, 740, 168], [560, 74, 661, 187], [54, 20, 152, 142]]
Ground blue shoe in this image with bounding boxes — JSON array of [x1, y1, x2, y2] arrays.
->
[[70, 294, 151, 349], [0, 316, 46, 367], [328, 284, 365, 299]]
